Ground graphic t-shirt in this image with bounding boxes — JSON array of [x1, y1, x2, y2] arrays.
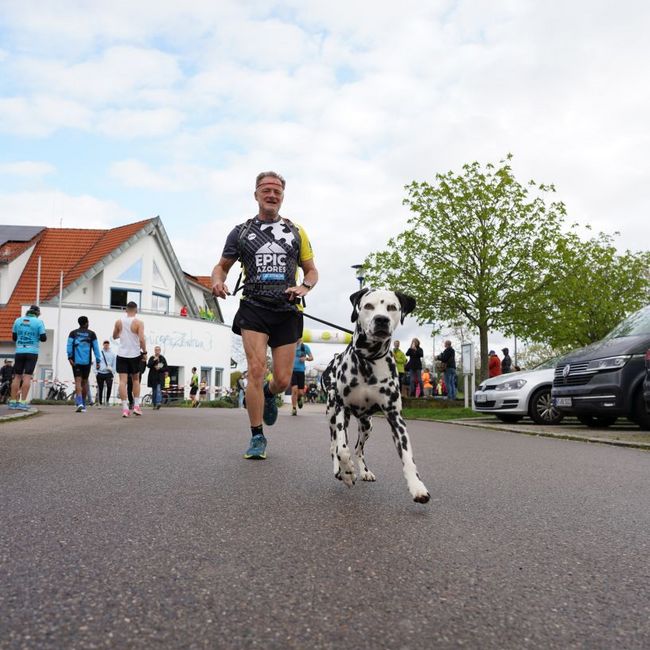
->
[[293, 343, 312, 372], [12, 315, 46, 355], [222, 216, 314, 312]]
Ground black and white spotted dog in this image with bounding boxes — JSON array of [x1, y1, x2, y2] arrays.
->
[[321, 288, 431, 503]]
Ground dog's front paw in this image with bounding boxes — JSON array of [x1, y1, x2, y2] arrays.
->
[[360, 469, 376, 482], [411, 483, 431, 503]]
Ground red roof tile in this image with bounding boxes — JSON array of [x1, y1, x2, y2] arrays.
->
[[0, 219, 152, 341]]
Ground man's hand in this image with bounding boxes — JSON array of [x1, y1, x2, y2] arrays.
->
[[285, 285, 309, 302], [212, 281, 230, 299]]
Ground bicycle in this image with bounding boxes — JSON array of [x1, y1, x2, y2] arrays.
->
[[46, 380, 74, 402]]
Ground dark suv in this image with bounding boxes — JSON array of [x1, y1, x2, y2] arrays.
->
[[552, 305, 650, 430]]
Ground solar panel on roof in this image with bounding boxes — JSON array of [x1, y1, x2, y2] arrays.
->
[[0, 225, 45, 248]]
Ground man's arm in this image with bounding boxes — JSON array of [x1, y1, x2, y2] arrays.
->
[[286, 257, 319, 301], [92, 336, 101, 368], [211, 256, 237, 299], [112, 319, 121, 340]]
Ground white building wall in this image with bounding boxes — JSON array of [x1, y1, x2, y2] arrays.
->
[[0, 244, 36, 304]]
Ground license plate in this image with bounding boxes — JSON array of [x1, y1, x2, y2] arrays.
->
[[475, 393, 487, 403], [555, 397, 572, 407]]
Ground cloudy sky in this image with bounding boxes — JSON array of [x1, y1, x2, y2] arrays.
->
[[1, 0, 648, 369]]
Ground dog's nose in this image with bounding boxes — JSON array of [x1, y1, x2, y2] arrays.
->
[[374, 316, 390, 328]]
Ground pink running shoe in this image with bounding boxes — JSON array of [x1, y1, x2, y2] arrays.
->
[[133, 405, 142, 416], [122, 409, 130, 418]]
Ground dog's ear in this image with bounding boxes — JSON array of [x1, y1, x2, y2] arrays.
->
[[349, 288, 370, 322], [395, 292, 416, 324]]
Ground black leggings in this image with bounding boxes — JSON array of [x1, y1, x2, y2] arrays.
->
[[96, 373, 113, 405]]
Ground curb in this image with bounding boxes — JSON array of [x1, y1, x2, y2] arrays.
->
[[446, 418, 650, 451], [0, 407, 40, 424]]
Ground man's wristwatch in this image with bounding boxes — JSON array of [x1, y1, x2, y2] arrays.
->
[[302, 281, 314, 290]]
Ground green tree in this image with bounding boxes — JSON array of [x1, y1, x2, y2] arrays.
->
[[363, 156, 574, 379], [533, 230, 650, 349]]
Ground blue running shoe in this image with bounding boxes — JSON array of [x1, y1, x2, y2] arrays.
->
[[263, 387, 278, 426], [8, 400, 18, 410], [244, 434, 267, 459], [16, 402, 30, 411]]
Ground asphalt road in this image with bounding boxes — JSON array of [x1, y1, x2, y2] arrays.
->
[[1, 404, 650, 649]]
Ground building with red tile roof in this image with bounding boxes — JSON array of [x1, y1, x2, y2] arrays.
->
[[0, 219, 231, 401]]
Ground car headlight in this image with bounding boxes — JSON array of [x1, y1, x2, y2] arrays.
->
[[494, 379, 527, 391], [585, 355, 631, 371]]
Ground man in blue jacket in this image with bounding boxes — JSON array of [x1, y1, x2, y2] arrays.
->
[[67, 315, 101, 412], [10, 305, 47, 410]]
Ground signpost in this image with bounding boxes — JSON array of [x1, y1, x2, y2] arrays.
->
[[461, 342, 475, 408]]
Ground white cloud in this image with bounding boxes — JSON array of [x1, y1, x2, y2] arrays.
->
[[0, 161, 56, 177], [0, 190, 134, 229], [97, 108, 184, 139], [0, 95, 92, 136]]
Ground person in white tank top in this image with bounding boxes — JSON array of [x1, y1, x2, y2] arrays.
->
[[112, 302, 146, 418]]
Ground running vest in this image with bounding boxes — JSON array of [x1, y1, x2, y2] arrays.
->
[[237, 217, 302, 310], [118, 315, 141, 358]]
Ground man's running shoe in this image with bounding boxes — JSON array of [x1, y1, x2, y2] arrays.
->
[[298, 395, 304, 409], [292, 408, 297, 416], [8, 400, 18, 410], [16, 402, 30, 411], [133, 405, 142, 416], [122, 409, 130, 418], [244, 434, 267, 459], [75, 403, 83, 413], [263, 386, 278, 426]]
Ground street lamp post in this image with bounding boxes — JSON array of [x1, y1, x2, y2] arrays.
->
[[351, 264, 365, 290]]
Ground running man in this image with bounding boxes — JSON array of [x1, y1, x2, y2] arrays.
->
[[67, 315, 101, 413], [290, 338, 313, 416], [9, 305, 46, 410], [112, 301, 146, 418], [211, 171, 318, 459]]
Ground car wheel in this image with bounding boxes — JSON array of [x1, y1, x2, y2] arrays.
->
[[577, 414, 617, 428], [631, 389, 650, 431], [529, 387, 564, 425], [495, 414, 522, 423]]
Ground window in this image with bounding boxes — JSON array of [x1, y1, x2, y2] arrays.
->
[[116, 258, 142, 283], [153, 260, 167, 288], [111, 288, 141, 309], [152, 293, 170, 314]]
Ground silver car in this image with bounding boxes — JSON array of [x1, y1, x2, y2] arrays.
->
[[473, 358, 563, 425]]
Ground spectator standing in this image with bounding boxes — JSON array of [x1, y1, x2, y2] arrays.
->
[[436, 340, 457, 401], [406, 338, 424, 397], [392, 340, 408, 398], [237, 371, 248, 408], [1, 359, 14, 403], [113, 301, 147, 418], [9, 305, 46, 410], [488, 350, 502, 378], [211, 170, 318, 460], [190, 367, 199, 407], [291, 338, 313, 416], [66, 316, 101, 413], [96, 340, 116, 407], [501, 348, 513, 374], [422, 368, 433, 397], [147, 346, 168, 410]]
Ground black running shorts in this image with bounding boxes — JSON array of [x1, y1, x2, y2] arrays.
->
[[117, 356, 142, 375], [233, 301, 303, 349], [72, 363, 91, 379], [291, 370, 306, 389], [14, 353, 38, 375]]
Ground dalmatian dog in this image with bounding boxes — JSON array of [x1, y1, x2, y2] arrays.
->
[[321, 288, 431, 503]]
